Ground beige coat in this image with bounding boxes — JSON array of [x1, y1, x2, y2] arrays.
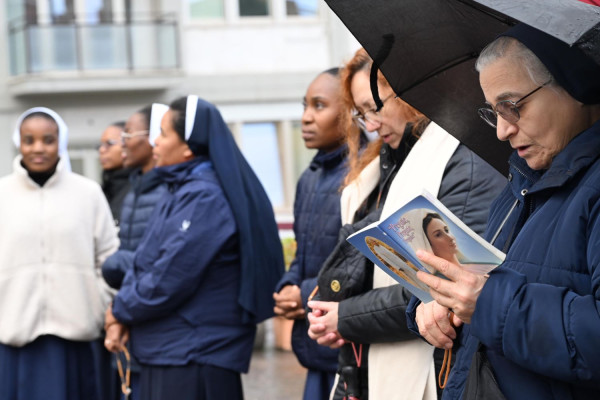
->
[[0, 157, 118, 346], [338, 122, 459, 400]]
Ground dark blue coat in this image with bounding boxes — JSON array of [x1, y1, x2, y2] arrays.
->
[[275, 146, 347, 372], [112, 157, 255, 373], [408, 119, 600, 399], [102, 168, 168, 289]]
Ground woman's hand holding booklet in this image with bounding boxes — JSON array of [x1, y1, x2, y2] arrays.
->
[[346, 189, 505, 303]]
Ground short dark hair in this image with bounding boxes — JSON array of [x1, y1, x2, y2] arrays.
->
[[136, 105, 152, 130], [169, 97, 187, 142], [109, 121, 126, 129], [322, 67, 341, 77], [22, 112, 58, 133]]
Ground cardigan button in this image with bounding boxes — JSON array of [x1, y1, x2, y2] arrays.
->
[[330, 280, 341, 292]]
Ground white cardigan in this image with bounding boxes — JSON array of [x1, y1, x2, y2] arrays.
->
[[338, 123, 459, 400], [0, 157, 119, 346]]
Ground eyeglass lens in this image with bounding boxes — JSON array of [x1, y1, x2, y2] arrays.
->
[[353, 93, 396, 125], [478, 103, 520, 128], [97, 140, 119, 150], [121, 131, 149, 140], [478, 84, 547, 128]]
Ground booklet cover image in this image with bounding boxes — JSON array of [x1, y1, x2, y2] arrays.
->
[[347, 190, 505, 302]]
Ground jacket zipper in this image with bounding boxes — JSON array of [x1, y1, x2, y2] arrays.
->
[[376, 163, 399, 209], [489, 164, 530, 247], [490, 197, 519, 246]]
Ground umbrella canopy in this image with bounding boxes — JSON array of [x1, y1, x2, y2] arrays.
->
[[325, 0, 600, 174]]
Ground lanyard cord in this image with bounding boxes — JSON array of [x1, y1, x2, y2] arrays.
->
[[116, 346, 131, 396], [438, 312, 455, 389], [351, 342, 363, 368]]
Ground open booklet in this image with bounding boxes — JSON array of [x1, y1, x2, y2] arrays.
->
[[347, 190, 505, 303]]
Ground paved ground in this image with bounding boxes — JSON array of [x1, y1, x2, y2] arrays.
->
[[243, 347, 306, 400], [243, 320, 307, 400]]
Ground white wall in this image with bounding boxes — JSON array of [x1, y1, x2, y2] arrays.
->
[[183, 23, 330, 74], [0, 0, 361, 181]]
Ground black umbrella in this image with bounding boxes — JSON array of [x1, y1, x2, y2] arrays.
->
[[325, 0, 600, 174]]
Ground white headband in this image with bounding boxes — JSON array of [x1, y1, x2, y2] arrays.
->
[[149, 103, 169, 147], [185, 95, 199, 142], [13, 107, 72, 172]]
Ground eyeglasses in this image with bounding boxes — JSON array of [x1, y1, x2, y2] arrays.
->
[[96, 139, 120, 150], [352, 93, 397, 126], [120, 130, 149, 141], [478, 81, 551, 128]]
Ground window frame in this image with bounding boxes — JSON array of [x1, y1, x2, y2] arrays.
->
[[184, 0, 320, 25]]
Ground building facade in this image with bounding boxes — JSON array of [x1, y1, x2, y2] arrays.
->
[[1, 0, 359, 214]]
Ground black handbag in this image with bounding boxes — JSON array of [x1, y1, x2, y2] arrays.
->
[[462, 344, 506, 400], [315, 212, 380, 303]]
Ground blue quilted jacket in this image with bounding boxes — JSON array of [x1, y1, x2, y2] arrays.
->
[[102, 168, 167, 288], [408, 119, 600, 399], [275, 145, 348, 372]]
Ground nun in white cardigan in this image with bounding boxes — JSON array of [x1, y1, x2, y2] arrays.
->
[[0, 107, 119, 400]]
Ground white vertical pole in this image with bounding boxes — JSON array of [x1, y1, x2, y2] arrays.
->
[[36, 0, 51, 24], [225, 0, 239, 24], [271, 0, 284, 22], [112, 0, 125, 22], [278, 119, 295, 210]]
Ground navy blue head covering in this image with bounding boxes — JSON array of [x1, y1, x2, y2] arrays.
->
[[501, 23, 600, 105], [183, 95, 285, 323]]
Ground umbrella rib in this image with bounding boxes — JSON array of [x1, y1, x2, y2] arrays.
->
[[397, 52, 478, 95], [455, 0, 514, 25]]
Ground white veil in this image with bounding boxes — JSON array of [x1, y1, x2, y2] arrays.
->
[[12, 107, 71, 171]]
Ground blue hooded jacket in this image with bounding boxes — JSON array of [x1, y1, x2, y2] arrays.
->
[[275, 145, 347, 372], [408, 119, 600, 399], [102, 168, 167, 289], [113, 157, 256, 372], [185, 96, 284, 324]]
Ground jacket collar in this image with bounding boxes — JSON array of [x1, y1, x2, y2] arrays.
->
[[13, 155, 66, 189], [309, 144, 348, 171], [129, 167, 165, 193], [379, 125, 419, 178], [508, 119, 600, 195], [154, 156, 211, 185], [102, 167, 133, 192]]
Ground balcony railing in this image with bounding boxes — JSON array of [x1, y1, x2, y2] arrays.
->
[[8, 15, 179, 76]]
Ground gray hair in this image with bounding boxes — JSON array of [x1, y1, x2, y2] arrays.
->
[[476, 36, 556, 89]]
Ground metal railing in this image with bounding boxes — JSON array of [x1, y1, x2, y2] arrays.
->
[[7, 15, 180, 76]]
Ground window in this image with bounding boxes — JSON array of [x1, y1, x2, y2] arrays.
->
[[6, 0, 38, 24], [286, 0, 318, 16], [187, 0, 319, 20], [83, 0, 113, 24], [189, 0, 225, 19], [239, 122, 284, 207], [239, 0, 269, 16], [49, 0, 75, 23], [290, 121, 316, 179], [69, 148, 102, 182]]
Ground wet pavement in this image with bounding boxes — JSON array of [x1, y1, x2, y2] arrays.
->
[[243, 320, 307, 399], [243, 347, 306, 399]]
